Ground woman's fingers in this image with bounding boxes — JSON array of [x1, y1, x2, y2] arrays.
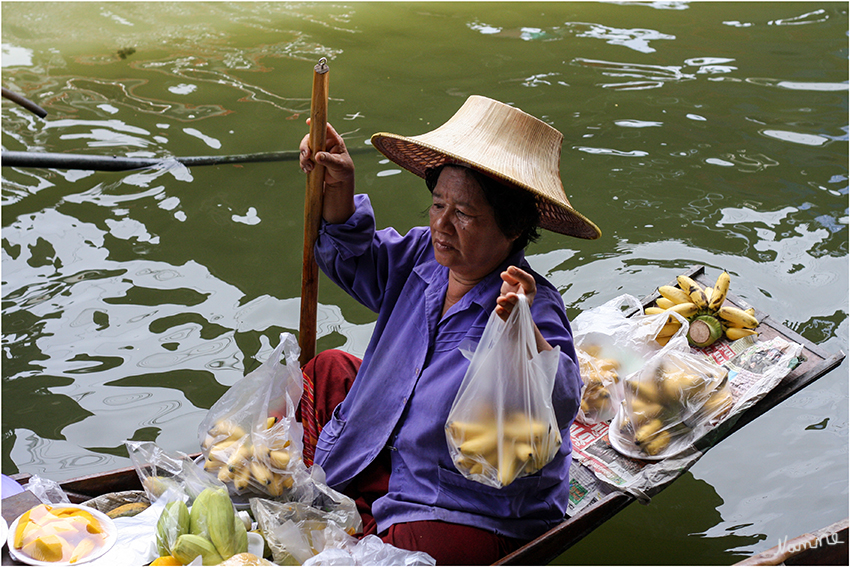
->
[[496, 266, 537, 321]]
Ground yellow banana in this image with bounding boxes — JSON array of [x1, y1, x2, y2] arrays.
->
[[446, 420, 490, 440], [634, 418, 664, 446], [657, 320, 682, 338], [645, 306, 665, 315], [725, 327, 758, 340], [704, 286, 713, 300], [669, 302, 699, 318], [268, 450, 291, 469], [643, 429, 671, 456], [226, 445, 252, 473], [718, 306, 758, 328], [658, 285, 693, 305], [233, 466, 251, 491], [677, 275, 709, 309], [656, 297, 676, 310], [458, 430, 499, 457], [265, 417, 277, 429], [217, 466, 234, 484], [708, 271, 730, 311], [249, 461, 273, 486]]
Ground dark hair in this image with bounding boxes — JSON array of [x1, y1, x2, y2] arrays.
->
[[425, 164, 540, 253]]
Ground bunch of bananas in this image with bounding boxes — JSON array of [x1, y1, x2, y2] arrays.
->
[[618, 353, 733, 457], [647, 271, 760, 347], [577, 344, 621, 423], [155, 487, 249, 566], [201, 417, 295, 497], [446, 412, 561, 487], [12, 504, 106, 564]]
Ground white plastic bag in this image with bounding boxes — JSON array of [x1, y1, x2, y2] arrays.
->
[[445, 293, 561, 488], [198, 333, 305, 498], [571, 294, 689, 424], [609, 349, 734, 460]]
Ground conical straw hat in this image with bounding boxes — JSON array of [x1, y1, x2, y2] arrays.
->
[[371, 95, 601, 239]]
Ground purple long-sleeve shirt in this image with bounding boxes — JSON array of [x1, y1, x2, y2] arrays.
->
[[312, 194, 582, 540]]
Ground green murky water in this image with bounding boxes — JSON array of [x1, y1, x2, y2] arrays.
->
[[2, 2, 847, 564]]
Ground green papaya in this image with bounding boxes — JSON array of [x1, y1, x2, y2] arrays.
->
[[172, 534, 223, 566], [155, 500, 190, 557]]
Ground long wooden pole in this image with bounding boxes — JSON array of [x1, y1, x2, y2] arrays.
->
[[299, 58, 329, 367]]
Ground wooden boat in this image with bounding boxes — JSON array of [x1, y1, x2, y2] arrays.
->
[[2, 266, 845, 566]]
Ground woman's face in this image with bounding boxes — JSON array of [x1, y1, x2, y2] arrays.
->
[[429, 166, 517, 281]]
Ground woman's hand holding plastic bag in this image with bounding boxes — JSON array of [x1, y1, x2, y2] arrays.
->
[[445, 291, 561, 489]]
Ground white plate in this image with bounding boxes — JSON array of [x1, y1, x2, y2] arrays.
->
[[6, 503, 117, 565], [608, 411, 666, 461]]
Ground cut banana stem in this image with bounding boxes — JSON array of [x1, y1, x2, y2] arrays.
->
[[687, 315, 724, 347]]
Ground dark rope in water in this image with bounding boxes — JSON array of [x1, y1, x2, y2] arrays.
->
[[1, 147, 374, 172]]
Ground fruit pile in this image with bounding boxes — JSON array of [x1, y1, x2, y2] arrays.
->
[[576, 344, 621, 423], [618, 352, 733, 457], [446, 413, 561, 487], [12, 504, 107, 563], [154, 487, 249, 566], [647, 271, 760, 347], [201, 417, 295, 497]]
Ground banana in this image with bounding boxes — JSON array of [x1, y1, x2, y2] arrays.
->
[[704, 286, 713, 301], [217, 466, 234, 483], [708, 271, 730, 311], [657, 320, 682, 338], [233, 465, 251, 491], [458, 430, 499, 457], [446, 420, 490, 440], [268, 449, 291, 469], [718, 306, 758, 328], [669, 302, 699, 318], [634, 418, 664, 446], [658, 285, 693, 305], [725, 327, 758, 341], [249, 461, 273, 486], [655, 297, 676, 310], [226, 445, 252, 473], [677, 275, 709, 309], [645, 306, 665, 315], [643, 429, 671, 456], [265, 417, 277, 429]]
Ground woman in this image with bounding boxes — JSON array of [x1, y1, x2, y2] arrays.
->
[[297, 95, 600, 564]]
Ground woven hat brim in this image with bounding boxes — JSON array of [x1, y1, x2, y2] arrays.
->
[[371, 133, 602, 240]]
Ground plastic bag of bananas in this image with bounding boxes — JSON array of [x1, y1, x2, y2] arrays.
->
[[609, 349, 734, 460], [572, 295, 684, 425], [197, 333, 306, 498], [445, 294, 562, 488]]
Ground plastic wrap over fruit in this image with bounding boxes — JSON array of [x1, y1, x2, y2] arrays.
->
[[610, 349, 734, 460]]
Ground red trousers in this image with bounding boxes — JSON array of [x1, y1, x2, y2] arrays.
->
[[298, 349, 525, 565]]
